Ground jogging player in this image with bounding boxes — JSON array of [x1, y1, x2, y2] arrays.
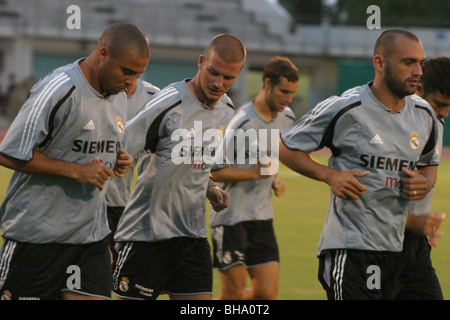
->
[[106, 77, 159, 258], [0, 22, 146, 300], [112, 34, 246, 300], [210, 56, 299, 300], [279, 29, 439, 300], [395, 56, 450, 300]]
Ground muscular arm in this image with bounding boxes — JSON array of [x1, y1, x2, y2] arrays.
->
[[279, 140, 369, 200], [211, 165, 271, 183], [0, 151, 114, 190]]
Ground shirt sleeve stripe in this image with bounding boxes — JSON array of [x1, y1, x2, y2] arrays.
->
[[19, 73, 70, 157], [126, 87, 177, 127]]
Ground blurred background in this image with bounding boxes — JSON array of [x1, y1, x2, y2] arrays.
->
[[0, 0, 449, 141]]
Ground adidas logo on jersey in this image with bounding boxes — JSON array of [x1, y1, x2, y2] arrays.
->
[[83, 120, 95, 130], [370, 134, 383, 144], [188, 127, 196, 138]]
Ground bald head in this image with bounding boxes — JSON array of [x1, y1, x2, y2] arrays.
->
[[97, 22, 149, 60], [203, 34, 247, 64], [374, 28, 421, 58]]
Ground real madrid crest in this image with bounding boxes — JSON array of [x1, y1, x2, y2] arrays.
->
[[1, 290, 12, 300], [409, 132, 420, 150], [119, 277, 130, 292], [218, 125, 224, 141], [116, 116, 125, 134]]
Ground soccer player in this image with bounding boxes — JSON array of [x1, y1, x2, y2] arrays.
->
[[210, 56, 299, 300], [106, 77, 159, 258], [279, 29, 439, 300], [0, 22, 146, 300], [395, 56, 450, 300], [112, 34, 247, 300]]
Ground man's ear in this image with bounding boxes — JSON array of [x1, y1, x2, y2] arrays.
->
[[198, 55, 205, 69], [98, 47, 110, 63], [263, 77, 271, 89], [373, 55, 384, 73]]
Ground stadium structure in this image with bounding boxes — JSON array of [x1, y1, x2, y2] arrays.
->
[[0, 0, 450, 140]]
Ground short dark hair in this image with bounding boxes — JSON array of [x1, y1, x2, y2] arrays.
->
[[421, 56, 450, 97], [204, 34, 247, 64], [373, 28, 421, 57], [263, 56, 299, 87], [98, 22, 149, 59]]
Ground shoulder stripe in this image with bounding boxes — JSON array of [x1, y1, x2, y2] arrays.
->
[[38, 85, 76, 148], [226, 102, 234, 110], [284, 113, 296, 122], [225, 107, 247, 129], [414, 104, 437, 156], [19, 73, 70, 156], [235, 119, 249, 130], [127, 87, 177, 127], [145, 100, 182, 153], [319, 101, 362, 157], [304, 93, 360, 128], [414, 104, 433, 117]]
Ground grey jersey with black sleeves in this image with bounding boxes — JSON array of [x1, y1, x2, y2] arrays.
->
[[281, 83, 439, 255], [0, 59, 127, 244], [105, 79, 159, 207], [209, 101, 295, 227], [114, 80, 235, 242]]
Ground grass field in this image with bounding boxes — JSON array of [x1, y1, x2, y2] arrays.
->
[[0, 151, 449, 300]]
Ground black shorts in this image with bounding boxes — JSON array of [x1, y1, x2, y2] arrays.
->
[[211, 220, 279, 271], [107, 206, 124, 237], [318, 249, 403, 300], [394, 229, 443, 300], [112, 237, 212, 300], [0, 237, 112, 300], [107, 206, 125, 255]]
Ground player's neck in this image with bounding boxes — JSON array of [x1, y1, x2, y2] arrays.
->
[[253, 93, 276, 122], [370, 80, 405, 113], [187, 78, 217, 110], [79, 55, 104, 96]]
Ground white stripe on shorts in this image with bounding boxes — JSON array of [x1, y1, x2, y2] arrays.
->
[[0, 240, 17, 290], [212, 226, 224, 263], [332, 249, 347, 300], [112, 242, 133, 290]]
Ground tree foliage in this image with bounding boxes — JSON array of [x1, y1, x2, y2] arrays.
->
[[279, 0, 450, 28]]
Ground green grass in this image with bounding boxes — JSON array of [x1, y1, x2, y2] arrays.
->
[[1, 152, 450, 300]]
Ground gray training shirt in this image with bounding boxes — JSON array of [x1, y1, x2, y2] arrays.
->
[[0, 59, 127, 244], [114, 79, 235, 242], [105, 79, 159, 208], [408, 102, 444, 215], [210, 101, 295, 227], [281, 83, 439, 255]]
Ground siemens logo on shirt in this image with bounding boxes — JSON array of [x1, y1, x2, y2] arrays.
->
[[360, 154, 417, 171], [72, 140, 120, 154]]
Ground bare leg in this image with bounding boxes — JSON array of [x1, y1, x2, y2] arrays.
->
[[217, 264, 252, 300], [248, 263, 279, 300]]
